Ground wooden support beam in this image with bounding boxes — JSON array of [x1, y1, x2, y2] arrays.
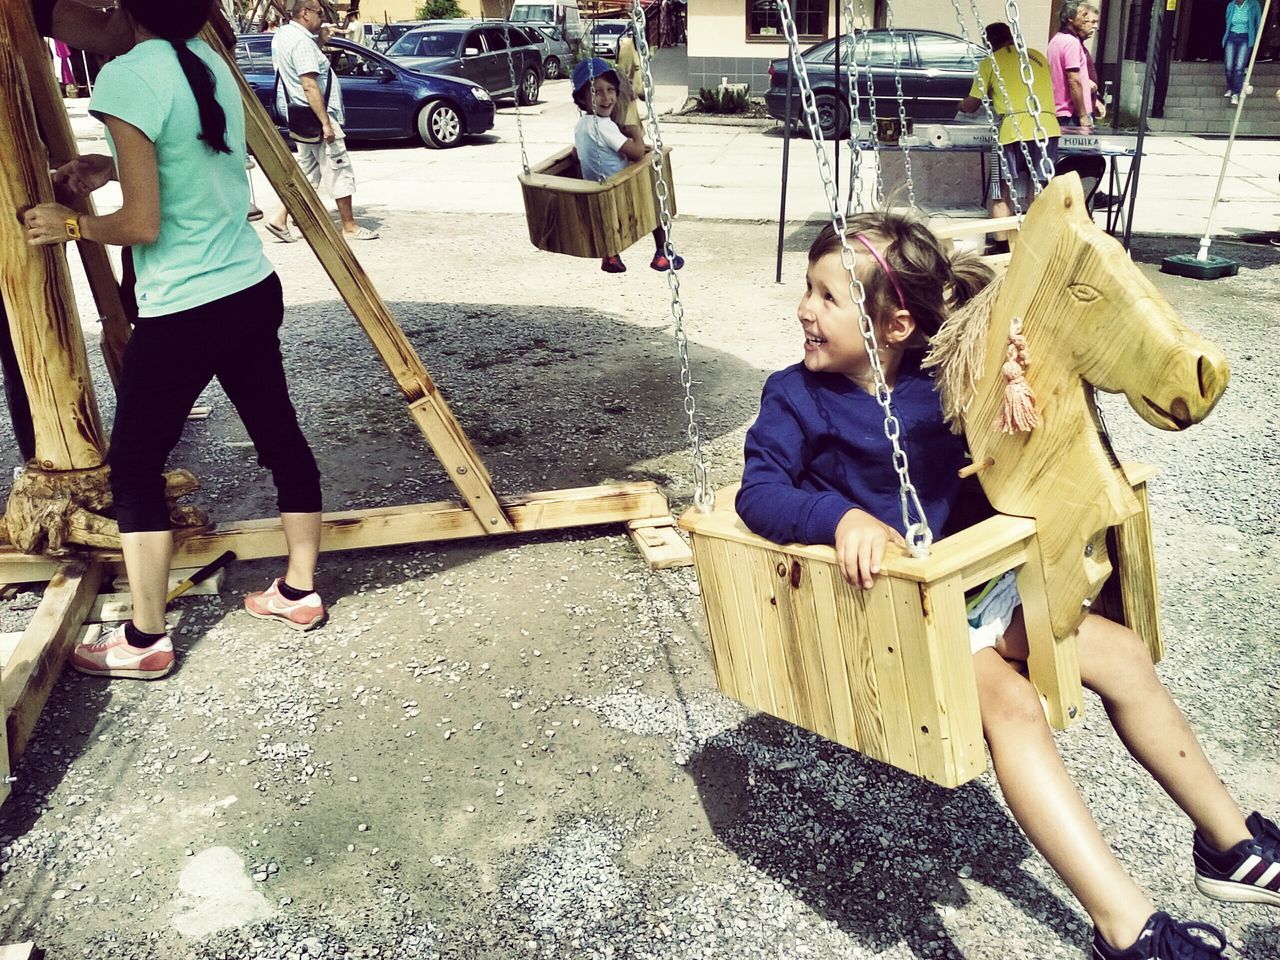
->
[[199, 23, 513, 534], [627, 519, 693, 570], [1, 561, 102, 768], [9, 0, 129, 385], [0, 16, 107, 472], [0, 482, 672, 578]]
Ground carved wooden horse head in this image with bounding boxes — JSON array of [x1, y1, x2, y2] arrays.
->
[[929, 174, 1230, 639]]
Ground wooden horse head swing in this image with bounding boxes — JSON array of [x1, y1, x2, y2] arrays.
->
[[677, 0, 1231, 788]]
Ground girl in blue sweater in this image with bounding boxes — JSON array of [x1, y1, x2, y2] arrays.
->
[[737, 213, 1279, 959]]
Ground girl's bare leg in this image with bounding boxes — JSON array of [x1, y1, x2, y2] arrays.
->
[[119, 530, 174, 635], [974, 647, 1155, 949], [1073, 614, 1250, 852], [281, 511, 321, 593]]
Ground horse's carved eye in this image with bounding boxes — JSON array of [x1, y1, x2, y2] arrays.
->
[[1068, 283, 1102, 303]]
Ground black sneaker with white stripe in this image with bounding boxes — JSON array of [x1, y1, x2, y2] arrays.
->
[[1091, 912, 1227, 959], [1194, 811, 1280, 907]]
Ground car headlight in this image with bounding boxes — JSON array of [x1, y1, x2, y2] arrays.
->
[[471, 87, 491, 101]]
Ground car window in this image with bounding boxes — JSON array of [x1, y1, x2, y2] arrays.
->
[[915, 34, 978, 70], [390, 31, 460, 57], [330, 48, 383, 78], [480, 28, 508, 52], [595, 23, 627, 35], [816, 33, 905, 68], [235, 39, 273, 73], [511, 4, 554, 22]]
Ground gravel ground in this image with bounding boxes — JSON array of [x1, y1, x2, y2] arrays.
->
[[0, 216, 1276, 959]]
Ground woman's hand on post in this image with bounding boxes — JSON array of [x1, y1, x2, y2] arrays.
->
[[52, 154, 116, 205], [21, 202, 79, 245], [834, 508, 906, 589]]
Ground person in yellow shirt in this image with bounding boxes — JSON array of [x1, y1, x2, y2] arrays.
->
[[959, 22, 1060, 250]]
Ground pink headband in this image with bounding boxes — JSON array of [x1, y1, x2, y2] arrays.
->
[[853, 233, 907, 311]]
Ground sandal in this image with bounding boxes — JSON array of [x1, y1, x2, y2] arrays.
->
[[344, 226, 380, 241], [264, 221, 295, 243]]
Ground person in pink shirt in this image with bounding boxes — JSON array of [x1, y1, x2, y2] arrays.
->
[[1046, 1, 1113, 209]]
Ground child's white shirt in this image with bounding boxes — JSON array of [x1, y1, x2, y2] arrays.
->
[[574, 114, 629, 183]]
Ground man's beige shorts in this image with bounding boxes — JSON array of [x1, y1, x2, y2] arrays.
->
[[296, 136, 356, 200]]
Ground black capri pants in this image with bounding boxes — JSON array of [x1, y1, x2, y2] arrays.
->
[[109, 272, 321, 533]]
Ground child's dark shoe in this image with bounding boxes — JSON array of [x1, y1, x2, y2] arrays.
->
[[1193, 811, 1280, 906], [650, 251, 684, 271], [601, 255, 626, 273], [1092, 912, 1227, 959]]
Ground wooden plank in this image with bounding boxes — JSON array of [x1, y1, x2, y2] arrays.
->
[[887, 577, 959, 787], [720, 539, 781, 718], [802, 560, 860, 748], [1017, 534, 1084, 730], [0, 942, 36, 960], [858, 576, 918, 774], [626, 519, 693, 570], [1, 561, 103, 766], [769, 554, 822, 735], [919, 574, 987, 784], [0, 483, 672, 579], [687, 535, 744, 701], [199, 25, 512, 534], [1112, 480, 1164, 664], [931, 215, 1022, 241]]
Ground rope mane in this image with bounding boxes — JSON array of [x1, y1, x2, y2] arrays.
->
[[922, 273, 1005, 434]]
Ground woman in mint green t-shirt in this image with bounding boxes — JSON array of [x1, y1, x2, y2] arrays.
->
[[23, 0, 327, 679]]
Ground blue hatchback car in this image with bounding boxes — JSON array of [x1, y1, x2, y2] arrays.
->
[[234, 33, 496, 148]]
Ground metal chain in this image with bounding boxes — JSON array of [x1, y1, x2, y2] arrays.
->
[[858, 24, 886, 207], [951, 0, 1024, 218], [841, 0, 866, 214], [1005, 0, 1055, 185], [500, 3, 530, 175], [631, 0, 712, 511], [881, 2, 916, 209], [776, 0, 932, 553]]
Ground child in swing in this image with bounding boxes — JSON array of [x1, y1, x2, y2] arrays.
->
[[735, 212, 1278, 959], [570, 57, 683, 274]]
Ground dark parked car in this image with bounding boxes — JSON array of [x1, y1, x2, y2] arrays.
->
[[386, 21, 543, 105], [766, 29, 983, 139], [371, 21, 427, 53], [234, 34, 496, 149]]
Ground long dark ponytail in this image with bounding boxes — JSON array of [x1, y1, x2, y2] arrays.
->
[[122, 0, 230, 154]]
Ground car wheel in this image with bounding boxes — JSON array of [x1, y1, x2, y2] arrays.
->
[[812, 92, 849, 140], [518, 68, 540, 106], [544, 56, 561, 80], [417, 100, 463, 149]]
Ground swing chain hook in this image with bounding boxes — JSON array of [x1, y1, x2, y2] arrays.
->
[[776, 0, 933, 553], [631, 0, 713, 512], [501, 4, 531, 177]]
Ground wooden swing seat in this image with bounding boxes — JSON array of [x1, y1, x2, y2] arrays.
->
[[679, 464, 1162, 789], [518, 146, 676, 259]]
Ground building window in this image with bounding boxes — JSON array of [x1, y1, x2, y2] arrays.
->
[[747, 0, 829, 42]]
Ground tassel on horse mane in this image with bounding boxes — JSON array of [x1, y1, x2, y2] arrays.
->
[[997, 318, 1040, 434]]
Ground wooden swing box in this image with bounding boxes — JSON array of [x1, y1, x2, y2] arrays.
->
[[0, 3, 689, 810]]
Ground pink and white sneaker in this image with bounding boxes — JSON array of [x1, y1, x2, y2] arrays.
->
[[244, 578, 325, 631], [72, 623, 174, 680]]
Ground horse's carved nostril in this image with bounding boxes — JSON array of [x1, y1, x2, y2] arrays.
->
[[1197, 354, 1215, 400], [1169, 397, 1191, 427]]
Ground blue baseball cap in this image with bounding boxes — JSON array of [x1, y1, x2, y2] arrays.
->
[[572, 57, 619, 93]]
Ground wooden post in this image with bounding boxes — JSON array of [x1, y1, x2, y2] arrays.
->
[[8, 0, 131, 386], [0, 19, 106, 472]]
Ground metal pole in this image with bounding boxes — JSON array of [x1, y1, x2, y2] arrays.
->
[[1194, 0, 1272, 260], [1122, 0, 1162, 251], [834, 3, 840, 196], [776, 65, 795, 284]]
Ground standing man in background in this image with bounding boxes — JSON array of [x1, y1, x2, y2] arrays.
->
[[1047, 1, 1112, 209], [265, 0, 379, 242]]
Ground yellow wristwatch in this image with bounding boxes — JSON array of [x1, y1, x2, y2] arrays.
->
[[64, 215, 82, 240]]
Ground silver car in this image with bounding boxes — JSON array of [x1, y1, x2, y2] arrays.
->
[[522, 22, 574, 80], [589, 20, 631, 60]]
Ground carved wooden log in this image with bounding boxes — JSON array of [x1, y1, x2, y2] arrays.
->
[[0, 20, 106, 472], [8, 0, 130, 386], [3, 466, 209, 555]]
